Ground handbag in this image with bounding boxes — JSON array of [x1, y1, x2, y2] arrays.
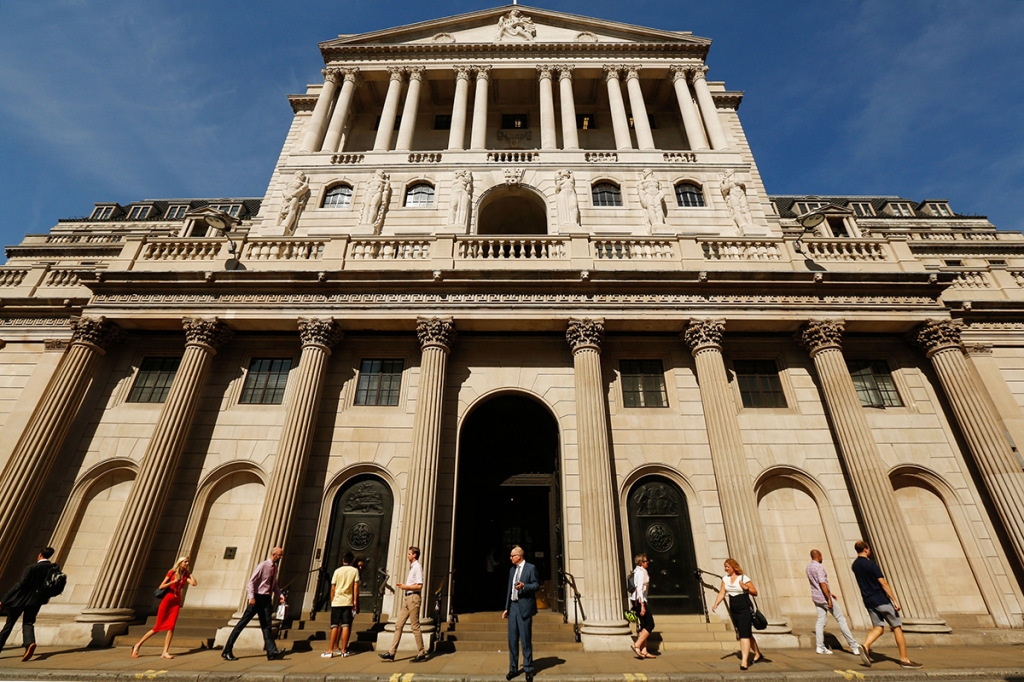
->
[[750, 595, 768, 631], [275, 602, 289, 621], [154, 587, 168, 600]]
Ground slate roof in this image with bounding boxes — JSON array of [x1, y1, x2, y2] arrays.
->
[[768, 195, 971, 219], [59, 198, 263, 223]]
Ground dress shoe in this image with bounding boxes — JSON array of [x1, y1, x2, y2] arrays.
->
[[379, 652, 395, 661], [221, 651, 238, 661], [412, 653, 429, 662], [267, 649, 284, 660], [506, 670, 518, 681], [525, 672, 534, 682], [21, 643, 36, 662]]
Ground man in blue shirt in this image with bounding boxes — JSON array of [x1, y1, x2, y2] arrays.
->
[[851, 541, 921, 669]]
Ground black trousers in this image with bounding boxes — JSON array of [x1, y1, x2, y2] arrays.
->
[[224, 595, 275, 653], [0, 604, 41, 650], [507, 601, 533, 673]]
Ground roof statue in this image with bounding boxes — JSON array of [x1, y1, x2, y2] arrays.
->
[[495, 10, 537, 42]]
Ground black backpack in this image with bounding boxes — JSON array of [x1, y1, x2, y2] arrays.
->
[[625, 571, 636, 596], [38, 564, 67, 600]]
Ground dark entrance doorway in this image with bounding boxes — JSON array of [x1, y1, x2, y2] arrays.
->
[[452, 394, 561, 613], [626, 476, 701, 614], [477, 187, 548, 235], [316, 475, 394, 614]]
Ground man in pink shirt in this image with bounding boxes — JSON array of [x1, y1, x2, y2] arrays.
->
[[807, 549, 860, 656], [222, 547, 286, 661]]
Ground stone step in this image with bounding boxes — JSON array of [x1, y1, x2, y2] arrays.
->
[[446, 629, 579, 643], [455, 611, 565, 623], [443, 639, 583, 652]]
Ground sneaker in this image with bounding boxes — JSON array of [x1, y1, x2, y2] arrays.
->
[[859, 648, 872, 667], [900, 660, 923, 669], [851, 644, 861, 656], [341, 651, 351, 657], [379, 652, 395, 661], [321, 651, 336, 658], [815, 647, 833, 655]]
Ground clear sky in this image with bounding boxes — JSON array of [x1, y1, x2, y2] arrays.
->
[[1, 0, 1022, 259]]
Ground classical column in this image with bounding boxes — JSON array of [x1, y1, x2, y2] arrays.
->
[[669, 65, 708, 151], [0, 316, 123, 578], [469, 67, 491, 150], [537, 66, 556, 150], [799, 320, 946, 630], [373, 67, 405, 152], [300, 68, 341, 153], [557, 66, 579, 150], [565, 319, 631, 645], [395, 67, 424, 152], [689, 65, 729, 150], [603, 66, 633, 150], [623, 65, 654, 151], [447, 67, 472, 150], [682, 320, 787, 629], [322, 68, 360, 153], [914, 320, 1024, 571], [390, 317, 455, 626], [80, 318, 232, 622]]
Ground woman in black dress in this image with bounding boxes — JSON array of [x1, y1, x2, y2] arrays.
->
[[712, 558, 763, 670]]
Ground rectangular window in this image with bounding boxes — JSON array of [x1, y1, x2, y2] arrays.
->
[[889, 202, 914, 217], [127, 357, 181, 403], [944, 259, 962, 267], [127, 206, 150, 220], [355, 359, 404, 406], [188, 221, 209, 238], [989, 259, 1006, 266], [165, 205, 189, 220], [434, 114, 452, 130], [576, 114, 597, 130], [795, 201, 827, 214], [733, 360, 788, 408], [847, 360, 903, 408], [850, 202, 875, 217], [928, 202, 952, 216], [620, 360, 668, 408], [501, 114, 528, 129], [239, 358, 292, 405], [827, 216, 849, 237], [91, 206, 115, 220]]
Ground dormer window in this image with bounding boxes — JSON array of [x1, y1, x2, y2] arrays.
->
[[925, 202, 952, 217], [165, 205, 189, 220], [826, 216, 850, 238], [209, 204, 240, 217], [127, 206, 150, 220], [795, 201, 827, 214], [888, 202, 914, 217], [849, 202, 875, 217], [91, 205, 117, 220]]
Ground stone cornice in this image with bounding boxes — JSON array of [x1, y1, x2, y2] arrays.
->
[[321, 41, 709, 62], [288, 95, 318, 113]]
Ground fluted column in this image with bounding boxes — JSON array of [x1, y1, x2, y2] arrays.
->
[[447, 67, 472, 150], [395, 67, 424, 152], [557, 66, 579, 150], [80, 318, 232, 622], [373, 67, 404, 152], [915, 320, 1024, 571], [469, 67, 491, 150], [690, 65, 729, 150], [799, 320, 947, 631], [300, 68, 341, 153], [683, 320, 787, 630], [603, 66, 633, 150], [322, 68, 360, 153], [669, 65, 708, 151], [565, 319, 631, 645], [623, 65, 654, 151], [0, 317, 123, 578], [537, 66, 556, 150]]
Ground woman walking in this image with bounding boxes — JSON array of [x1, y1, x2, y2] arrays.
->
[[630, 553, 655, 659], [131, 557, 197, 659], [712, 558, 763, 670]]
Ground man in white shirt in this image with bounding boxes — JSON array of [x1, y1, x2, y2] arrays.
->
[[379, 546, 427, 662]]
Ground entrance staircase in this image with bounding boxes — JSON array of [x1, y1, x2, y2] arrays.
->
[[443, 611, 582, 652], [646, 614, 736, 652], [115, 608, 234, 650]]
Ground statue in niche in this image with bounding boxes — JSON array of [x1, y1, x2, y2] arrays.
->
[[636, 169, 666, 229], [495, 10, 537, 41], [447, 170, 473, 230], [276, 171, 310, 235], [361, 169, 391, 234], [555, 170, 580, 227], [720, 170, 754, 233]]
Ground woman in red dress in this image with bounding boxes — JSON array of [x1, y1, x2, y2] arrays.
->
[[131, 557, 198, 659]]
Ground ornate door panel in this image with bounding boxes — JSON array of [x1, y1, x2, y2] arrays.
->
[[626, 476, 701, 613]]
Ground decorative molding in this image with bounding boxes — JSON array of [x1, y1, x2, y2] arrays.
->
[[182, 317, 232, 351], [70, 316, 124, 351], [416, 316, 456, 351], [798, 319, 845, 356], [44, 339, 69, 352], [913, 319, 964, 357], [964, 343, 993, 357], [566, 317, 604, 352], [682, 318, 724, 353], [574, 31, 598, 43], [297, 317, 343, 350], [0, 318, 73, 327], [432, 32, 455, 44]]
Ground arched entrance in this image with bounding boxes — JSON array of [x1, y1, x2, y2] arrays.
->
[[476, 187, 548, 235], [452, 394, 562, 613], [626, 476, 701, 614], [315, 475, 394, 614]]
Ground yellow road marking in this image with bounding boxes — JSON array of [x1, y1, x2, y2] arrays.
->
[[402, 674, 415, 682], [390, 674, 401, 682], [134, 670, 167, 680], [624, 675, 635, 682], [833, 670, 865, 681]]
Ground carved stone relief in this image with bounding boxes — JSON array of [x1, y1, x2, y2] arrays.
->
[[276, 171, 310, 236], [360, 169, 391, 234]]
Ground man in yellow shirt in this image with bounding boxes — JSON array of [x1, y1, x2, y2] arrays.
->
[[322, 552, 360, 658]]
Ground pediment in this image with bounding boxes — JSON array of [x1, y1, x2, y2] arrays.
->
[[321, 5, 709, 49]]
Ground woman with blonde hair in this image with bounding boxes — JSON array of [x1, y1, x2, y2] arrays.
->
[[131, 557, 197, 659], [712, 558, 763, 670], [630, 553, 655, 659]]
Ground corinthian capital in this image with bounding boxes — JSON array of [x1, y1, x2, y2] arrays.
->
[[566, 318, 604, 353], [669, 65, 690, 84], [798, 319, 845, 356], [624, 65, 642, 81], [913, 319, 964, 356], [298, 317, 343, 351], [406, 66, 425, 81], [602, 65, 622, 82], [682, 318, 725, 354], [182, 317, 232, 351], [536, 65, 553, 80], [689, 64, 709, 82], [474, 66, 492, 81], [340, 67, 361, 84], [454, 65, 472, 81], [387, 66, 404, 82], [322, 68, 343, 85], [416, 317, 456, 351], [70, 316, 125, 351], [556, 65, 574, 81]]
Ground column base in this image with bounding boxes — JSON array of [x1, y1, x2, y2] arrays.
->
[[16, 617, 128, 647], [374, 618, 437, 653], [764, 617, 792, 634], [903, 618, 953, 633], [75, 607, 135, 624], [752, 632, 801, 648], [579, 620, 633, 651]]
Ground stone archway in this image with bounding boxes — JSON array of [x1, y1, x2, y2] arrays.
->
[[476, 186, 548, 235]]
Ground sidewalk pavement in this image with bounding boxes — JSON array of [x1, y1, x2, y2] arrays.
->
[[0, 642, 1023, 682]]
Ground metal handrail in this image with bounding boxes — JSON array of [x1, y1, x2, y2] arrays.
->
[[694, 568, 721, 624], [374, 568, 393, 625], [560, 570, 584, 643]]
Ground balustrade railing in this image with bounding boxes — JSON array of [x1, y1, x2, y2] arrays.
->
[[45, 234, 123, 244], [663, 152, 697, 162], [950, 271, 992, 289], [593, 238, 674, 260], [330, 154, 364, 164], [905, 230, 998, 241], [800, 239, 888, 261], [486, 151, 538, 163], [701, 239, 783, 261], [458, 237, 567, 260], [245, 240, 325, 261], [408, 153, 442, 163], [0, 269, 28, 287], [141, 239, 222, 261], [347, 239, 431, 260], [585, 152, 618, 163], [43, 269, 81, 287]]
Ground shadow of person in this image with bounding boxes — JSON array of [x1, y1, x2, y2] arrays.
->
[[31, 645, 96, 661], [533, 656, 565, 672]]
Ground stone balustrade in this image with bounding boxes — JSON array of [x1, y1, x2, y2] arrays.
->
[[142, 239, 223, 261], [799, 238, 889, 261], [701, 239, 783, 261], [408, 153, 442, 163], [951, 271, 992, 289], [330, 153, 364, 164], [245, 240, 325, 261], [593, 238, 675, 260], [905, 230, 999, 241], [0, 269, 28, 287], [46, 234, 123, 244], [347, 238, 431, 260], [43, 269, 82, 287], [663, 152, 697, 162], [585, 152, 618, 162], [486, 151, 538, 163], [458, 237, 567, 260]]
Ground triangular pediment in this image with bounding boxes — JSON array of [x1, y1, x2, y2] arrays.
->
[[321, 5, 709, 49]]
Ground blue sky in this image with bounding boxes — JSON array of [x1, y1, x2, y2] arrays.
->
[[1, 0, 1022, 258]]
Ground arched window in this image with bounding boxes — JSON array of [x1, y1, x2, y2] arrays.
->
[[322, 184, 353, 208], [405, 183, 435, 208], [592, 182, 622, 207], [675, 182, 705, 207]]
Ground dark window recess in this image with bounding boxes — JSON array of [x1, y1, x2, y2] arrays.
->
[[127, 357, 182, 403], [188, 222, 209, 238], [576, 114, 597, 130], [323, 184, 353, 208], [847, 360, 903, 408], [675, 183, 705, 207], [355, 359, 404, 406], [827, 216, 849, 237], [434, 115, 452, 130], [989, 259, 1006, 266], [628, 114, 657, 130], [501, 114, 529, 129], [733, 359, 788, 408], [240, 358, 292, 405], [592, 183, 622, 207], [374, 114, 402, 130], [944, 259, 962, 267], [620, 360, 669, 408]]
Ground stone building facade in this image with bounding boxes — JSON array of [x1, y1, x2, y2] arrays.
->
[[2, 5, 1024, 652]]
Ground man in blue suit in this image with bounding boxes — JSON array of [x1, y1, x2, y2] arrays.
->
[[502, 546, 539, 682]]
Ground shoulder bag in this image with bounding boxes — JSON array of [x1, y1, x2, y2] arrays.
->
[[750, 594, 768, 631]]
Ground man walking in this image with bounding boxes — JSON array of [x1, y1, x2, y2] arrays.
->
[[851, 541, 922, 668], [806, 549, 860, 656], [222, 547, 286, 661], [322, 552, 359, 658], [502, 546, 539, 682], [0, 547, 56, 662], [379, 546, 427, 662]]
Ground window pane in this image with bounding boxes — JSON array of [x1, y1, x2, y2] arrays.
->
[[405, 184, 434, 208], [620, 360, 667, 408], [323, 185, 353, 208], [128, 357, 182, 403], [733, 360, 787, 409], [239, 357, 292, 405], [846, 359, 903, 408], [675, 183, 705, 207], [592, 183, 622, 207], [355, 359, 405, 406]]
